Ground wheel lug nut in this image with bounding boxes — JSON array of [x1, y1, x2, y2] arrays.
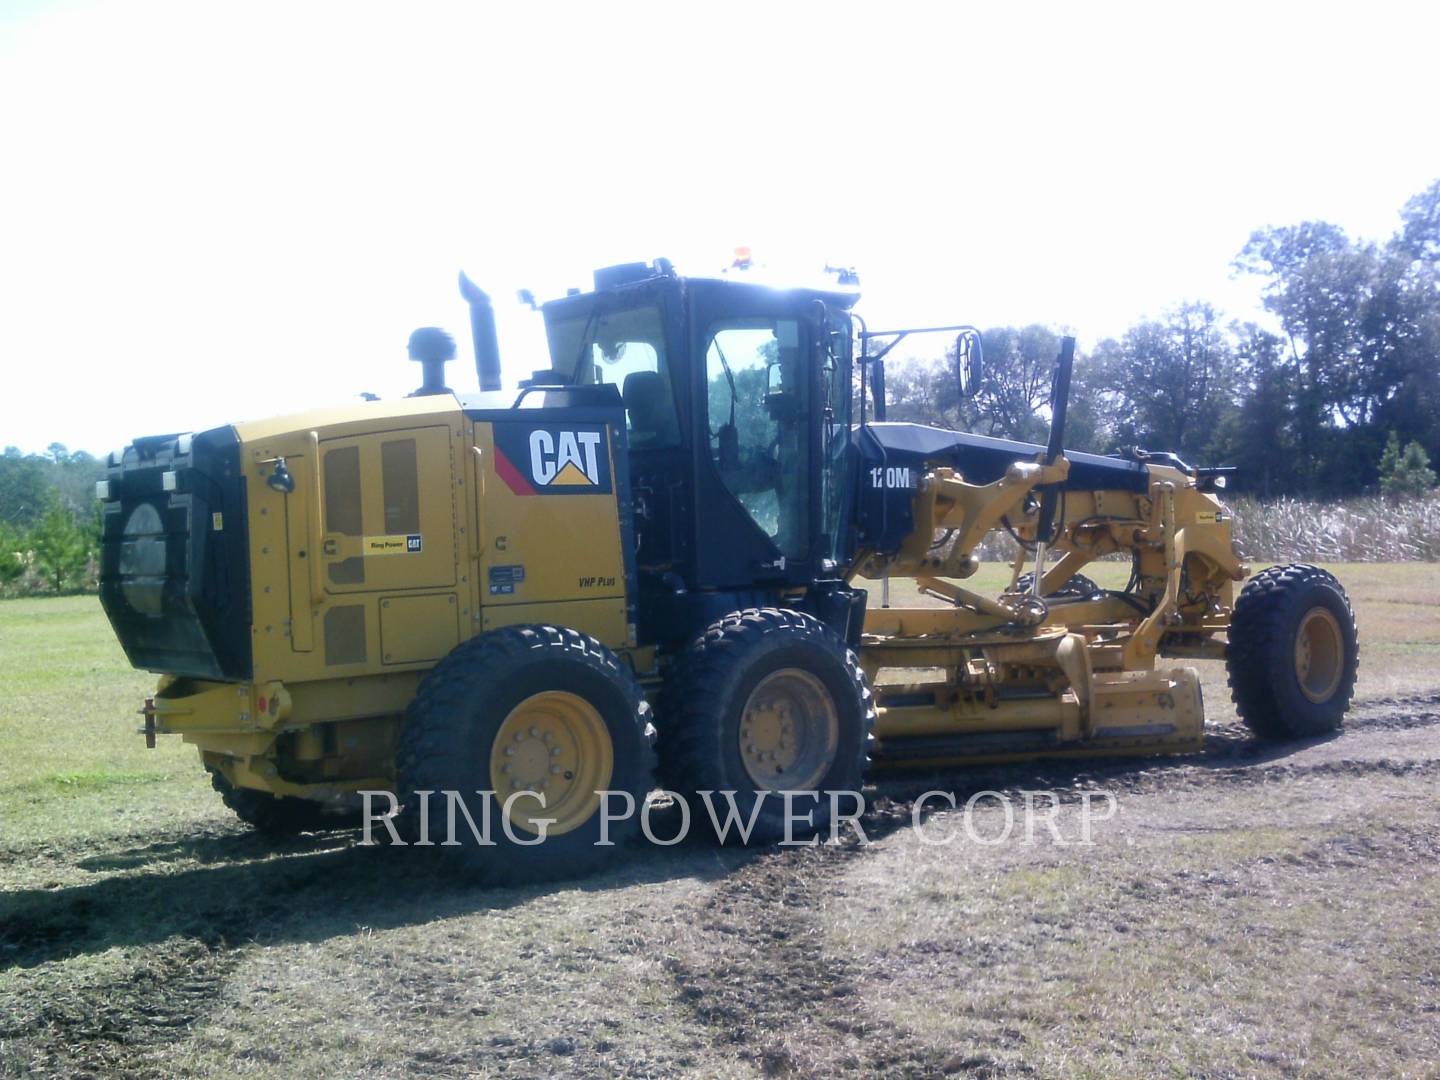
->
[[551, 764, 561, 775], [529, 727, 540, 738], [505, 746, 516, 756], [550, 746, 562, 757]]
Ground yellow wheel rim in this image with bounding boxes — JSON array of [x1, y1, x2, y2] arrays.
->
[[1295, 607, 1344, 704], [488, 691, 613, 836], [738, 668, 840, 791]]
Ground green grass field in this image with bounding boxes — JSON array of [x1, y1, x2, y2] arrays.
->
[[0, 596, 212, 856]]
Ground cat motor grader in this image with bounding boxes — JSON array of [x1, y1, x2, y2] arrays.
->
[[97, 258, 1359, 880]]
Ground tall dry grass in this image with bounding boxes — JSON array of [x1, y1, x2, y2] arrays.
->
[[967, 493, 1440, 564], [1228, 494, 1440, 562]]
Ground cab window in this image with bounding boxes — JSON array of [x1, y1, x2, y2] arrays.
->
[[704, 318, 810, 560], [549, 303, 680, 449]]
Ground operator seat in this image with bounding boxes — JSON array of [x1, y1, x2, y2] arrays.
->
[[622, 370, 680, 448]]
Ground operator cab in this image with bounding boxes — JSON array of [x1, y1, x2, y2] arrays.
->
[[539, 261, 860, 645]]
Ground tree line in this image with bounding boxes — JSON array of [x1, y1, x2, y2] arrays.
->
[[881, 179, 1440, 499], [0, 444, 103, 594]]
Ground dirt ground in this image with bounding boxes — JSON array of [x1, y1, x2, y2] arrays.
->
[[1, 565, 1437, 1078]]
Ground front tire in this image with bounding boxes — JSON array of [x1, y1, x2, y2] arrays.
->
[[658, 608, 875, 845], [1227, 564, 1358, 739], [396, 625, 655, 883]]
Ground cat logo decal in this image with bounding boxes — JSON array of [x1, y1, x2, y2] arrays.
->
[[491, 424, 612, 496]]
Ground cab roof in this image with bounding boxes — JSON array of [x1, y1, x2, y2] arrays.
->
[[541, 260, 862, 316]]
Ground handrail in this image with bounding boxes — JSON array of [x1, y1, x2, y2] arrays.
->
[[306, 430, 324, 606]]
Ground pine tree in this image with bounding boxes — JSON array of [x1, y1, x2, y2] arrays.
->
[[1378, 431, 1438, 498], [29, 497, 90, 593]]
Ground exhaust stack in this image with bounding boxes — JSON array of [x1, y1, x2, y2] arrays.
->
[[459, 271, 503, 392]]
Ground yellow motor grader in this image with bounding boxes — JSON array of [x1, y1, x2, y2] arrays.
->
[[97, 259, 1358, 880]]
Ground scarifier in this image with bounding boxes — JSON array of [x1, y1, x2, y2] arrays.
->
[[96, 259, 1359, 880]]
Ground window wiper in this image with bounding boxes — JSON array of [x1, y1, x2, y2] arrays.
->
[[711, 338, 738, 432]]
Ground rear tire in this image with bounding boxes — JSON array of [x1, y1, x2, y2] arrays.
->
[[657, 608, 874, 845], [395, 625, 655, 884], [208, 768, 333, 836], [1227, 563, 1358, 739]]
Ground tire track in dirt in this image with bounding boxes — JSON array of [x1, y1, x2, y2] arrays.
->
[[651, 760, 1100, 1078], [0, 838, 383, 1078], [1346, 691, 1440, 730], [0, 932, 246, 1078], [651, 693, 1440, 1077], [659, 842, 1004, 1078]]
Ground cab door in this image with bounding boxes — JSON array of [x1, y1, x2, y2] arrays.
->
[[688, 284, 822, 589]]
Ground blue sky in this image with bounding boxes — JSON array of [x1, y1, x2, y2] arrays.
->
[[2, 0, 1437, 455]]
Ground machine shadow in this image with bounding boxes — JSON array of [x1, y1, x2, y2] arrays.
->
[[0, 827, 753, 973], [73, 827, 356, 873]]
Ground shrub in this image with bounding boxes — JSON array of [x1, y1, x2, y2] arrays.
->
[[0, 522, 26, 589]]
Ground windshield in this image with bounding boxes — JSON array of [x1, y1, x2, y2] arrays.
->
[[545, 301, 680, 448]]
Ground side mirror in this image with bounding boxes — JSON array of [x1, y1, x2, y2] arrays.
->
[[956, 331, 983, 397]]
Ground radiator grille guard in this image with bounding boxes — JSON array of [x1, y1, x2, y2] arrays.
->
[[97, 426, 252, 680]]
